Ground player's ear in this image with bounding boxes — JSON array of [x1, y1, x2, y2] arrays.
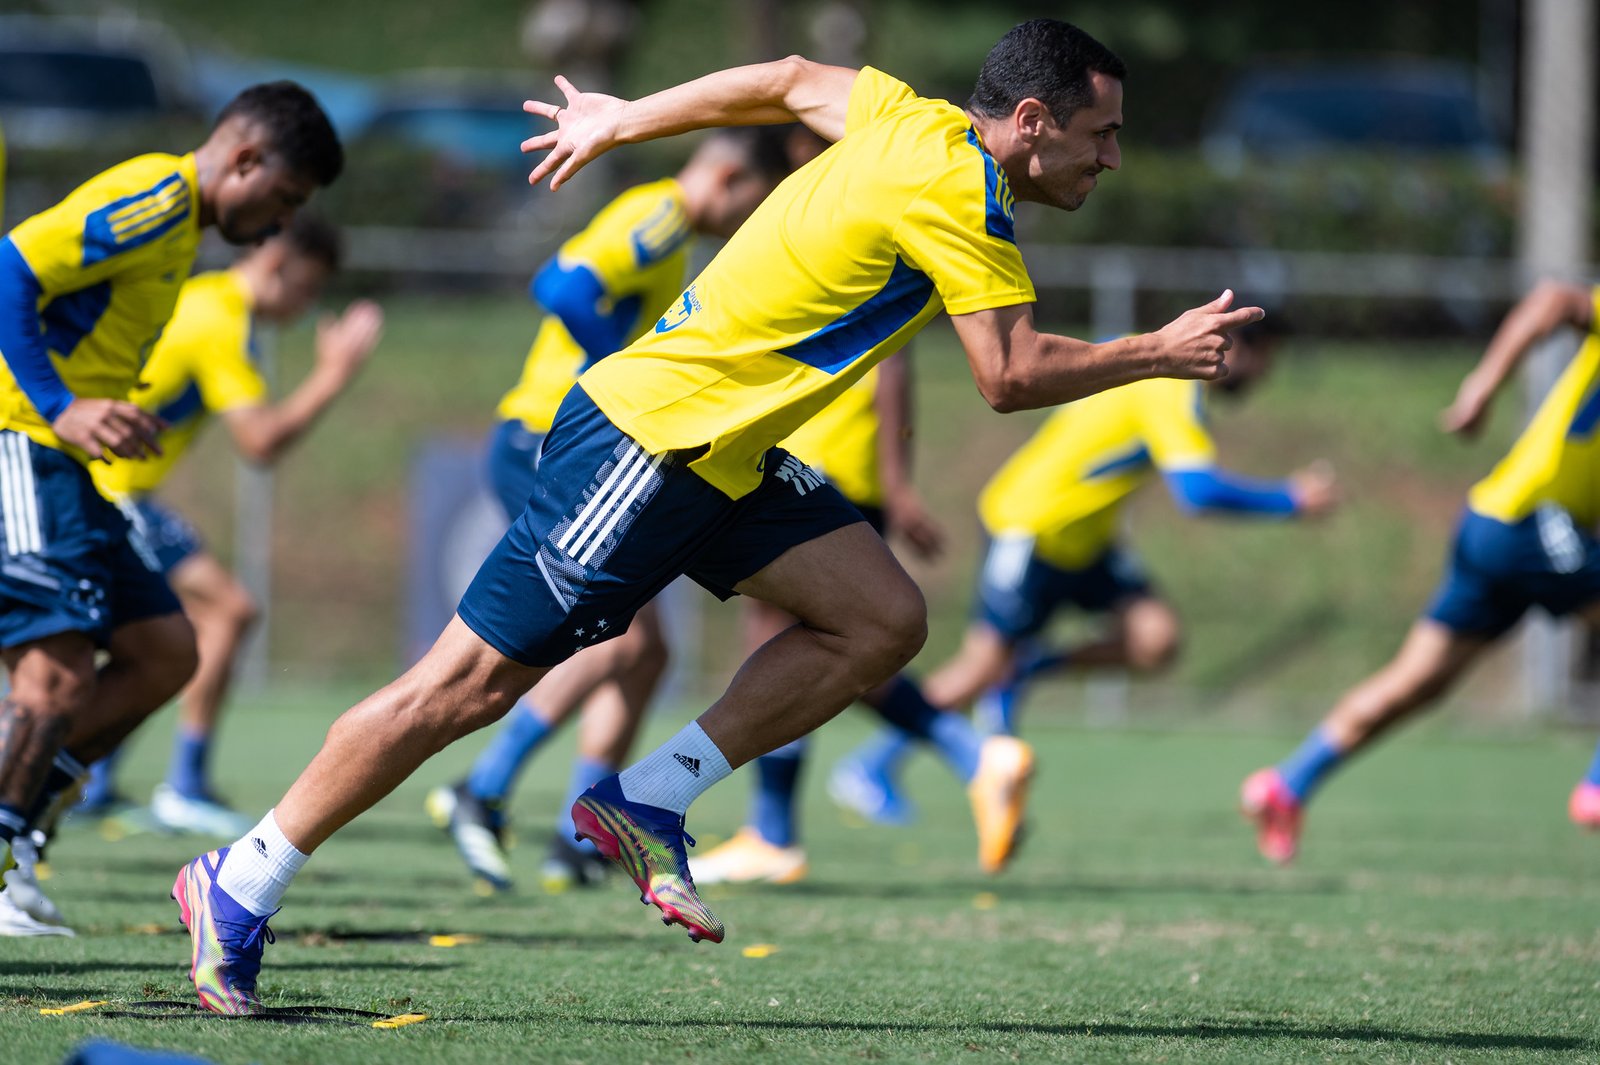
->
[[1014, 98, 1049, 143], [232, 140, 266, 178]]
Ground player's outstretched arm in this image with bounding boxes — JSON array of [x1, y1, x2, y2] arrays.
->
[[522, 57, 857, 189], [1441, 280, 1596, 438], [223, 300, 383, 465], [951, 291, 1260, 413]]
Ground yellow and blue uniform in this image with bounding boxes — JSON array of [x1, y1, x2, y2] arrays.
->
[[93, 270, 268, 572], [486, 178, 692, 519], [1427, 287, 1600, 636], [458, 67, 1034, 666], [779, 366, 886, 529], [974, 377, 1297, 640], [0, 153, 196, 647]]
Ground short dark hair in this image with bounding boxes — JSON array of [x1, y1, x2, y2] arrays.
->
[[706, 125, 797, 183], [215, 81, 343, 187], [281, 211, 342, 271], [967, 19, 1126, 124]]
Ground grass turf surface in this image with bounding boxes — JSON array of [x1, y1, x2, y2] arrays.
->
[[6, 689, 1599, 1063]]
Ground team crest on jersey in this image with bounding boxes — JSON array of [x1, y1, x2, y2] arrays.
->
[[655, 285, 702, 334]]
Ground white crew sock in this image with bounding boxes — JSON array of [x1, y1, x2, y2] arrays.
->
[[216, 809, 309, 917], [617, 721, 733, 814]]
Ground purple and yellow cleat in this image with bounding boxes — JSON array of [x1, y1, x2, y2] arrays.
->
[[172, 847, 276, 1015], [571, 777, 724, 944]]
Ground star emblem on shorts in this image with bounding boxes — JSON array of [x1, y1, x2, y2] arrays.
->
[[596, 619, 609, 631], [574, 627, 586, 638]]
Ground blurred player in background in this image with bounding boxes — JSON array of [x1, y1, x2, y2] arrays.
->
[[172, 22, 1259, 1013], [830, 318, 1337, 822], [694, 349, 1049, 884], [425, 125, 800, 894], [0, 82, 341, 937], [1243, 281, 1600, 864], [76, 214, 382, 838]]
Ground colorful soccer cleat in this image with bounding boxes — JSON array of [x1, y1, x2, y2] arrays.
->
[[690, 827, 808, 886], [1240, 767, 1304, 865], [571, 776, 723, 943], [3, 836, 66, 927], [827, 754, 917, 826], [1569, 781, 1600, 829], [150, 784, 256, 838], [967, 735, 1035, 874], [172, 848, 276, 1015], [425, 781, 514, 892]]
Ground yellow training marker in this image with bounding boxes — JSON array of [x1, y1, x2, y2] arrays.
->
[[40, 1001, 107, 1015], [741, 943, 780, 958], [373, 1013, 429, 1029], [428, 933, 483, 948], [972, 892, 999, 911]]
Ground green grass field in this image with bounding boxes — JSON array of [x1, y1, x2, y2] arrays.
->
[[6, 689, 1599, 1064]]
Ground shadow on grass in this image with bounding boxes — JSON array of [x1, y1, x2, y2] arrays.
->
[[760, 871, 1348, 902], [579, 1015, 1593, 1053]]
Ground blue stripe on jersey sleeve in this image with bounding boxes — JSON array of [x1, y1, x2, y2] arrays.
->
[[40, 282, 112, 359], [531, 258, 641, 365], [82, 172, 191, 267], [965, 128, 1017, 244], [778, 257, 935, 375], [156, 380, 205, 425], [0, 238, 75, 422], [1084, 443, 1152, 480], [1164, 467, 1297, 516], [1568, 380, 1600, 439]]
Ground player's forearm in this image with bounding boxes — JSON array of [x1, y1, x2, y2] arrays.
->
[[0, 239, 73, 421], [618, 57, 849, 144], [1163, 467, 1297, 517], [981, 330, 1168, 412], [230, 368, 349, 465], [1471, 282, 1595, 394]]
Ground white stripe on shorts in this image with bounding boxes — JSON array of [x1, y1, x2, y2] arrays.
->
[[1, 433, 41, 556], [577, 450, 666, 566], [557, 442, 644, 554]]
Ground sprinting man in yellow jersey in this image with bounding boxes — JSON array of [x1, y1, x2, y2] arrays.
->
[[424, 127, 798, 895], [828, 320, 1336, 823], [1243, 281, 1600, 865], [173, 21, 1263, 1010], [0, 82, 341, 938], [75, 214, 381, 839]]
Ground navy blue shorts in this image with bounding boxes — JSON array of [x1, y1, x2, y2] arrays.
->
[[974, 534, 1152, 643], [852, 503, 886, 537], [485, 417, 544, 520], [457, 386, 869, 666], [123, 495, 203, 575], [1425, 507, 1600, 638], [0, 431, 181, 649]]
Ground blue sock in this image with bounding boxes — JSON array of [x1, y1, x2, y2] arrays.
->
[[166, 727, 211, 799], [80, 748, 124, 809], [851, 726, 916, 780], [1276, 727, 1345, 802], [466, 704, 554, 803], [0, 804, 25, 846], [557, 757, 613, 853], [1584, 742, 1600, 787], [749, 738, 807, 847], [868, 676, 983, 784]]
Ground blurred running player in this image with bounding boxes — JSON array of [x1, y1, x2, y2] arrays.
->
[[77, 214, 381, 837], [1243, 280, 1600, 864], [830, 319, 1336, 820], [0, 82, 341, 937], [174, 22, 1259, 1012], [425, 125, 797, 893]]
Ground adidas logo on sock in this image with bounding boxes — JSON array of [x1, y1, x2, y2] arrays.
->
[[252, 837, 269, 858], [673, 753, 702, 777]]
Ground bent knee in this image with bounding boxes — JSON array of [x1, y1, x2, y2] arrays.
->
[[854, 577, 928, 674]]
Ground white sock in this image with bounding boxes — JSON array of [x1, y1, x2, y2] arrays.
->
[[617, 721, 733, 814], [216, 809, 309, 917]]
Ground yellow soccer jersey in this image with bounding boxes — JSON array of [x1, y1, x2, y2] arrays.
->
[[780, 366, 882, 508], [1470, 287, 1600, 527], [92, 271, 267, 499], [980, 377, 1216, 570], [497, 178, 692, 432], [0, 152, 201, 461], [580, 66, 1035, 499]]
